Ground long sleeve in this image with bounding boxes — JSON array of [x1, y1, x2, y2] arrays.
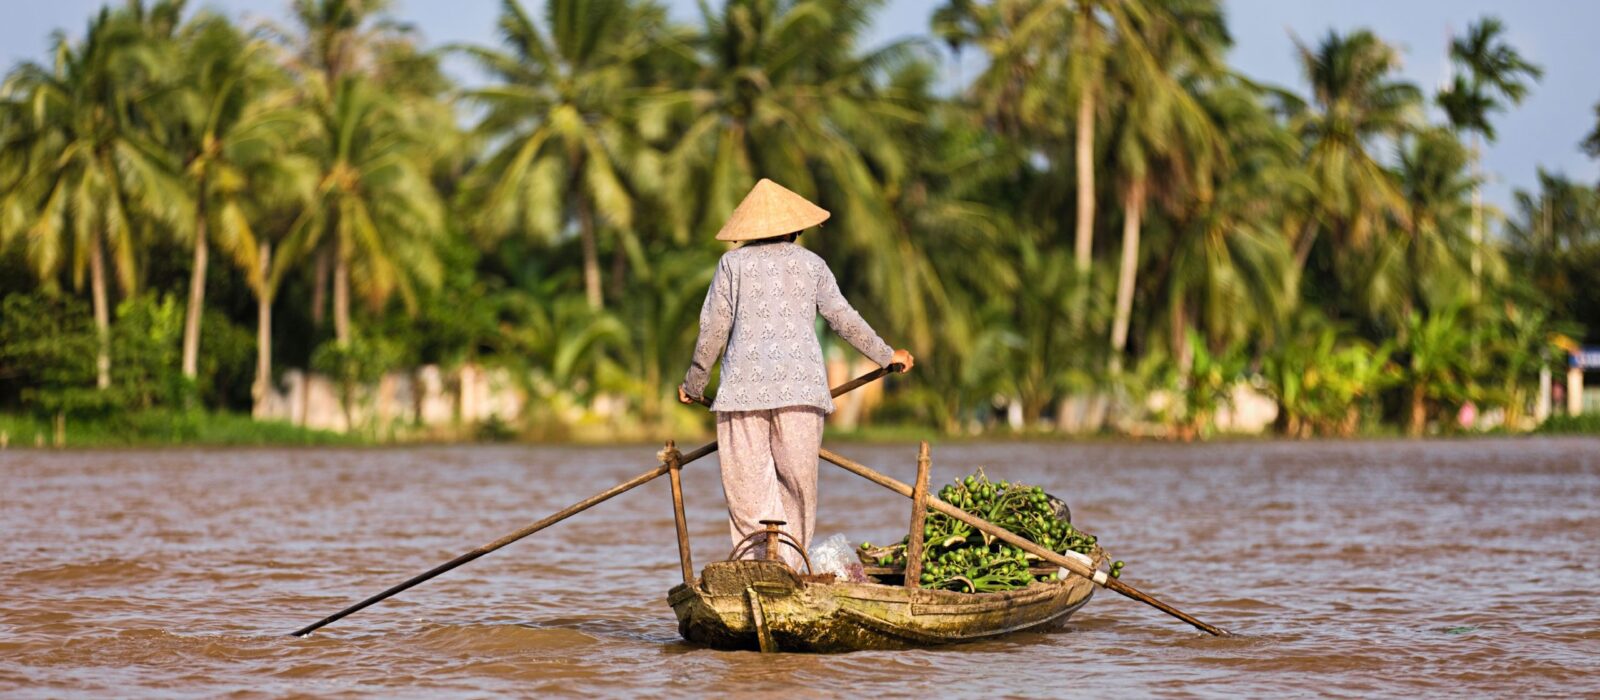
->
[[816, 263, 894, 367], [683, 257, 735, 397]]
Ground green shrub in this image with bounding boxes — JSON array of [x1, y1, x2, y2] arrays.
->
[[0, 409, 358, 447], [111, 293, 187, 409], [1535, 414, 1600, 434], [199, 309, 256, 410], [0, 293, 116, 436]]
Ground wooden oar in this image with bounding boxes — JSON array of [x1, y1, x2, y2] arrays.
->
[[288, 364, 902, 637], [818, 446, 1232, 637]]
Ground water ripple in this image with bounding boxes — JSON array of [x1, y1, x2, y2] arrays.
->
[[1, 439, 1598, 696]]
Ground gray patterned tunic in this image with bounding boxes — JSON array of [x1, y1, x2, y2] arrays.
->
[[684, 241, 894, 414]]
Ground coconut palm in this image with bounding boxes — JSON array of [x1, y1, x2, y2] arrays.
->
[[663, 0, 930, 339], [932, 0, 1073, 138], [271, 0, 426, 329], [994, 236, 1103, 426], [1288, 30, 1421, 276], [1159, 77, 1298, 358], [938, 0, 1161, 317], [1504, 170, 1600, 343], [457, 0, 664, 311], [896, 102, 1026, 430], [0, 4, 190, 389], [275, 73, 445, 347], [1437, 16, 1541, 301], [168, 15, 307, 383], [1386, 127, 1477, 324], [279, 0, 399, 82], [1105, 0, 1228, 372]]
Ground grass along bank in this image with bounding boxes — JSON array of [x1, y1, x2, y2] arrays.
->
[[0, 410, 359, 448]]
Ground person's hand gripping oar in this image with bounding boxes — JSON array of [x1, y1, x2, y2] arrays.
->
[[288, 363, 904, 637]]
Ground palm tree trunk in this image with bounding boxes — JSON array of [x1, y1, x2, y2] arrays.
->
[[1408, 383, 1426, 436], [253, 241, 273, 418], [311, 246, 330, 328], [1074, 85, 1097, 277], [88, 233, 111, 390], [1109, 177, 1147, 373], [1073, 8, 1099, 290], [181, 203, 208, 381], [608, 240, 627, 302], [578, 194, 603, 311], [1291, 218, 1317, 272], [1469, 133, 1483, 364], [1170, 299, 1192, 375], [1469, 133, 1483, 304], [333, 253, 351, 345]]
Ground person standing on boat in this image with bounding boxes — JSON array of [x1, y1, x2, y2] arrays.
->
[[678, 178, 914, 569]]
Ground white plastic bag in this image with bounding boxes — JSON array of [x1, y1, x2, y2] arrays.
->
[[809, 533, 868, 582]]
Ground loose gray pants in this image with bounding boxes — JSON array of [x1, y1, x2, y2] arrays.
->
[[715, 406, 826, 569]]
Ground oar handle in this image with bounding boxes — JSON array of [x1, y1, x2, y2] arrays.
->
[[687, 363, 904, 408]]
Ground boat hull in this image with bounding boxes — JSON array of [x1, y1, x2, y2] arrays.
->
[[667, 557, 1099, 653]]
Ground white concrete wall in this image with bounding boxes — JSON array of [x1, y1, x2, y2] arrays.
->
[[257, 363, 527, 433]]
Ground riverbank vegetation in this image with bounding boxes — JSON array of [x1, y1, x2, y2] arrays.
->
[[2, 0, 1597, 443]]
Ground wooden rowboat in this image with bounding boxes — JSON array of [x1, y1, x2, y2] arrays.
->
[[666, 549, 1105, 653]]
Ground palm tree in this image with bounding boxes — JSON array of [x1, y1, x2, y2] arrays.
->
[[664, 0, 930, 340], [932, 0, 1073, 138], [266, 0, 450, 349], [169, 15, 305, 383], [0, 4, 190, 389], [457, 0, 662, 311], [1288, 30, 1420, 276], [938, 0, 1160, 318], [1504, 169, 1600, 342], [281, 0, 398, 83], [1160, 77, 1298, 362], [891, 94, 1024, 430], [1105, 0, 1227, 372], [1438, 16, 1541, 302], [1389, 127, 1476, 324], [275, 74, 445, 347], [271, 0, 419, 330]]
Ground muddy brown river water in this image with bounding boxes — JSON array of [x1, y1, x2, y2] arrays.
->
[[2, 438, 1598, 697]]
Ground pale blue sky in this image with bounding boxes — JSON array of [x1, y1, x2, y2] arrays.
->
[[5, 0, 1598, 217]]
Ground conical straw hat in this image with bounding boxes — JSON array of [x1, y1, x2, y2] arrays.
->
[[715, 178, 831, 242]]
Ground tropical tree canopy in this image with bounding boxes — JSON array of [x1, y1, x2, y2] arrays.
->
[[0, 1, 1587, 440]]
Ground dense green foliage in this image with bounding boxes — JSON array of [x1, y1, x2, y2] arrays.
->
[[1, 0, 1595, 441]]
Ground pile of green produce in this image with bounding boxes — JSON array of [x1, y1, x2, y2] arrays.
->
[[859, 470, 1125, 593]]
